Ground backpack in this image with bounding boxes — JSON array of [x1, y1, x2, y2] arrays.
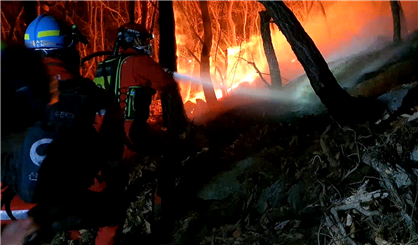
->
[[94, 54, 155, 121], [94, 54, 130, 101], [2, 78, 103, 219]]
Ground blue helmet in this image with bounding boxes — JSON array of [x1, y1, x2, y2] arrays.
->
[[24, 14, 69, 49]]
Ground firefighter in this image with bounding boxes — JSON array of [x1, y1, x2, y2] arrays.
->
[[94, 23, 189, 154], [1, 14, 125, 245], [1, 40, 51, 245], [93, 22, 189, 241]]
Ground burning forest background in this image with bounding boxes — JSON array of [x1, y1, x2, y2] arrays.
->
[[2, 1, 417, 117]]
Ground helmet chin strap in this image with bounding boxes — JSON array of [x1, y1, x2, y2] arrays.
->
[[133, 45, 152, 55], [133, 38, 152, 55]]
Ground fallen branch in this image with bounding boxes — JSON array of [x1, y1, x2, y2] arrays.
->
[[325, 179, 389, 245], [363, 153, 418, 238]]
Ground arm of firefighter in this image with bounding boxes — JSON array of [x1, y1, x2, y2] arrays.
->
[[132, 55, 177, 92]]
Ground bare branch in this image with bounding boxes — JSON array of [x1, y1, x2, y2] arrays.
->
[[178, 1, 204, 45], [238, 57, 271, 88]]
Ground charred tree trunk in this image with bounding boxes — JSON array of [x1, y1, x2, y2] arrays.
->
[[260, 1, 358, 121], [156, 2, 189, 243], [259, 10, 282, 89], [158, 1, 177, 71], [23, 1, 38, 26], [390, 0, 402, 45], [159, 0, 189, 133], [158, 0, 188, 135], [399, 2, 407, 38], [140, 0, 148, 27], [199, 1, 218, 106], [129, 1, 135, 24]]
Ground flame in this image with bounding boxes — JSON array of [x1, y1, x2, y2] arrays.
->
[[173, 1, 418, 107]]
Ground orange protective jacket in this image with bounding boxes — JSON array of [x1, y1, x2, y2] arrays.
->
[[118, 48, 177, 155]]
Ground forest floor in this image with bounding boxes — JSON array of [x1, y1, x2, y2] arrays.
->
[[47, 34, 418, 245]]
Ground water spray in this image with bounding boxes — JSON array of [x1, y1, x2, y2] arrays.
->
[[165, 69, 310, 105]]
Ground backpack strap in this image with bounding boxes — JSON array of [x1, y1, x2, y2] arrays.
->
[[102, 54, 130, 99], [1, 186, 17, 220]]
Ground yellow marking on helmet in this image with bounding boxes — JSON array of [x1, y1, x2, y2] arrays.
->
[[37, 30, 60, 38], [24, 34, 29, 40]]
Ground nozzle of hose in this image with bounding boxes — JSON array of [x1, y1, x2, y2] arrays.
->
[[162, 68, 174, 76]]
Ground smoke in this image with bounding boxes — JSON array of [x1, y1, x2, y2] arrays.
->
[[271, 1, 418, 82], [174, 72, 304, 104]]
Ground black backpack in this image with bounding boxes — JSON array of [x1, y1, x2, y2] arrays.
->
[[2, 77, 105, 220]]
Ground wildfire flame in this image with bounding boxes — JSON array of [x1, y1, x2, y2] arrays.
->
[[173, 1, 418, 106]]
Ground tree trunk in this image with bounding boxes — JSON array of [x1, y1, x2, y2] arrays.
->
[[36, 0, 41, 15], [260, 1, 356, 120], [228, 1, 237, 47], [23, 1, 38, 26], [7, 5, 24, 43], [199, 1, 218, 106], [158, 0, 188, 135], [140, 0, 148, 27], [62, 0, 69, 21], [259, 10, 282, 89], [390, 0, 402, 45], [158, 1, 176, 71], [129, 1, 135, 24], [399, 2, 407, 38], [156, 2, 189, 243], [150, 1, 159, 62]]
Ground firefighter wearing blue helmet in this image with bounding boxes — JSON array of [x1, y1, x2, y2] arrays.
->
[[1, 14, 126, 245], [24, 14, 88, 82]]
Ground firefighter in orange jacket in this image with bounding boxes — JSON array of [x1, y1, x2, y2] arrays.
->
[[94, 23, 189, 240], [94, 23, 188, 156], [1, 14, 125, 245]]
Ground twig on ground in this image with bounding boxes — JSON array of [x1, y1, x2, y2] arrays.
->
[[340, 163, 360, 183], [317, 222, 324, 245]]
